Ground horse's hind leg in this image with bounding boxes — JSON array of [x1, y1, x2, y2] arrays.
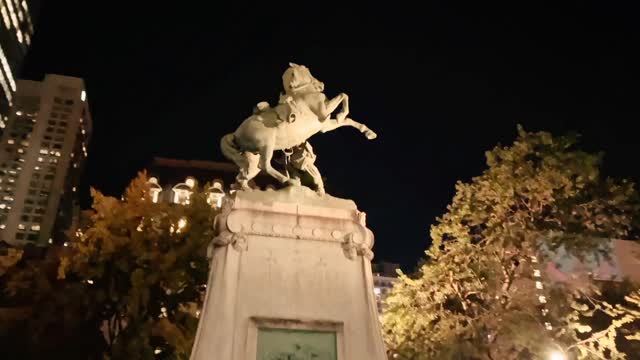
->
[[245, 153, 260, 180], [235, 152, 260, 190], [259, 142, 290, 184]]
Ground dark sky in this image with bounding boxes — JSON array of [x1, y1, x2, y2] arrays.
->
[[21, 2, 640, 270]]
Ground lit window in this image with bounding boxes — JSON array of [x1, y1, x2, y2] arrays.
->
[[0, 203, 5, 209], [18, 223, 25, 230], [15, 111, 22, 116], [173, 188, 191, 205], [39, 149, 48, 154], [148, 177, 162, 203], [1, 5, 9, 29], [17, 148, 23, 153], [72, 187, 76, 192], [48, 238, 53, 244], [0, 68, 12, 103], [7, 139, 14, 144], [0, 45, 16, 91], [0, 224, 5, 229], [207, 181, 225, 208], [31, 224, 40, 231], [37, 157, 43, 162], [81, 90, 86, 101], [172, 178, 195, 205], [533, 269, 541, 277]]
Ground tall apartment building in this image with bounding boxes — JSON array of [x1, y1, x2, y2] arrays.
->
[[0, 74, 91, 246], [0, 0, 40, 128]]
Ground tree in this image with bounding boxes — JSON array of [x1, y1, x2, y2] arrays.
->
[[563, 283, 640, 359], [382, 126, 640, 359], [0, 172, 216, 359]]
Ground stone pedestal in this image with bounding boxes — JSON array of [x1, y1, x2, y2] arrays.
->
[[190, 186, 387, 360]]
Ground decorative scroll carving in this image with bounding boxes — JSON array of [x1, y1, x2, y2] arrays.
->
[[212, 231, 248, 252], [341, 233, 374, 261]]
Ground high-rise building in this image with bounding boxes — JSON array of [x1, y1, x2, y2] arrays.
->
[[0, 74, 91, 246], [0, 1, 40, 128]]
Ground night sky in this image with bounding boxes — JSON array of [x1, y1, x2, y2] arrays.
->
[[21, 3, 640, 270]]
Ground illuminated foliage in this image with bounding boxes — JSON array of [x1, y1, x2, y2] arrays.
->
[[0, 172, 216, 359], [0, 248, 22, 276], [561, 284, 640, 359], [382, 127, 640, 359]]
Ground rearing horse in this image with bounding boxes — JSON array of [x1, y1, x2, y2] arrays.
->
[[221, 63, 377, 191]]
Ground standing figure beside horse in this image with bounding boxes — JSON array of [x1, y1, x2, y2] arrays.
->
[[220, 63, 377, 193]]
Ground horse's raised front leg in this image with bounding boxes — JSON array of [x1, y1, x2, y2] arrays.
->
[[317, 93, 348, 121], [258, 141, 291, 185], [334, 94, 349, 123], [320, 118, 377, 140]]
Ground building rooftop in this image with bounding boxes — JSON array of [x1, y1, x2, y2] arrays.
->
[[145, 157, 278, 190]]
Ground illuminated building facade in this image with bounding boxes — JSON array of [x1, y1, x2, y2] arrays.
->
[[0, 0, 39, 130], [545, 239, 640, 286], [372, 261, 400, 314], [0, 74, 91, 246], [145, 157, 277, 207], [530, 239, 640, 332]]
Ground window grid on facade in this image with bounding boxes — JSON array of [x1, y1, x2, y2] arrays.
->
[[0, 76, 92, 245]]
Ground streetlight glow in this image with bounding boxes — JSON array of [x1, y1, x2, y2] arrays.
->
[[549, 350, 566, 360]]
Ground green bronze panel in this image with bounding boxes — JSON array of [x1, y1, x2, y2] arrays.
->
[[256, 327, 337, 360]]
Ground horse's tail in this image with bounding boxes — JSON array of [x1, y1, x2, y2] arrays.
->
[[220, 133, 244, 166]]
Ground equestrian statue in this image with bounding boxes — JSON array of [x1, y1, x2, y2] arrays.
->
[[220, 63, 377, 194]]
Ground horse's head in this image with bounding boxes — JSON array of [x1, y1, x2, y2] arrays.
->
[[282, 63, 324, 94]]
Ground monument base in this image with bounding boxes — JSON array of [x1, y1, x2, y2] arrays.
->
[[190, 186, 387, 359]]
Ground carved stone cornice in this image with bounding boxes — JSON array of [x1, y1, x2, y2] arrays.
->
[[211, 187, 374, 260]]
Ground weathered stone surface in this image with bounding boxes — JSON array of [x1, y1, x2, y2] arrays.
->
[[190, 188, 386, 359]]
